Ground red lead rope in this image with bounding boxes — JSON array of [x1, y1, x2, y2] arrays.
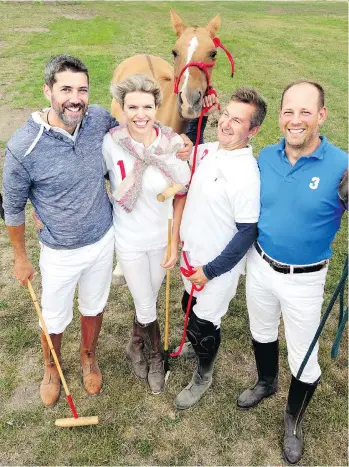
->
[[170, 36, 235, 358], [170, 251, 204, 357]]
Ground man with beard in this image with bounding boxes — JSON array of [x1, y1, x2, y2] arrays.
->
[[237, 81, 348, 464], [2, 54, 191, 407]]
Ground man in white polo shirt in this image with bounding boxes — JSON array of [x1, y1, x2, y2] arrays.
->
[[174, 87, 267, 409]]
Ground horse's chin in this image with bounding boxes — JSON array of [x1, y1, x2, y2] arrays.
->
[[178, 105, 203, 120]]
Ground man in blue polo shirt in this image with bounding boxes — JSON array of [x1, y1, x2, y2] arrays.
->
[[237, 80, 348, 464]]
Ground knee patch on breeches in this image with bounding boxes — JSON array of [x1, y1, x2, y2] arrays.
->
[[187, 311, 221, 363]]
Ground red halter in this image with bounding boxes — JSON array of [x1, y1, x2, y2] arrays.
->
[[173, 36, 235, 95], [173, 36, 235, 183], [174, 61, 215, 94]]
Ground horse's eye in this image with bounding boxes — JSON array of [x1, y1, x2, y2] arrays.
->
[[172, 49, 178, 58], [210, 51, 217, 60]]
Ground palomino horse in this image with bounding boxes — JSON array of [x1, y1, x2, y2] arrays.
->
[[111, 8, 222, 135], [110, 9, 231, 284]]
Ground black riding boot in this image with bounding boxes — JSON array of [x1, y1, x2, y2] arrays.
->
[[283, 375, 320, 465], [174, 311, 220, 409], [237, 338, 278, 409]]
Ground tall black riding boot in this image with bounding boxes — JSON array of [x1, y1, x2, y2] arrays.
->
[[174, 311, 221, 409], [173, 291, 197, 359], [283, 375, 320, 465], [237, 338, 278, 409]]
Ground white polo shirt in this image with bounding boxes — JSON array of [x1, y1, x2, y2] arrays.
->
[[180, 142, 260, 274], [102, 130, 191, 252]]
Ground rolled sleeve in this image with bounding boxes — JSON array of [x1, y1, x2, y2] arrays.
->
[[3, 148, 31, 226]]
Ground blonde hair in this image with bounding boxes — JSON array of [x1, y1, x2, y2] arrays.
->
[[111, 73, 162, 108]]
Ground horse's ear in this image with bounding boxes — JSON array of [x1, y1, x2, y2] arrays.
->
[[205, 14, 221, 38], [170, 8, 187, 37]]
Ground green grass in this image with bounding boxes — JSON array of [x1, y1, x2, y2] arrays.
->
[[0, 1, 347, 466]]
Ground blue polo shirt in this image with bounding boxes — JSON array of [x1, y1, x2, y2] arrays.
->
[[257, 137, 348, 264]]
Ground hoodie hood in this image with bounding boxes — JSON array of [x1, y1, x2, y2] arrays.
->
[[24, 109, 51, 156], [25, 108, 84, 156]]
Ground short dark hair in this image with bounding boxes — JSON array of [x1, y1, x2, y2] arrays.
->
[[230, 87, 267, 129], [44, 54, 89, 88], [281, 80, 325, 110]]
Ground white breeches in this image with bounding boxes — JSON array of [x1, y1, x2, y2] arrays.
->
[[116, 247, 166, 325], [39, 227, 114, 334], [181, 254, 241, 328], [246, 245, 328, 383]]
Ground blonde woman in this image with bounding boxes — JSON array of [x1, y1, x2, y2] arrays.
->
[[102, 74, 191, 394]]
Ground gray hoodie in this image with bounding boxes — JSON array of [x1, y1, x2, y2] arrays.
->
[[3, 104, 118, 249]]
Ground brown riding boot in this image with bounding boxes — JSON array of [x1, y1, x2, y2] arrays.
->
[[142, 319, 165, 394], [125, 316, 148, 380], [80, 313, 103, 395], [40, 332, 63, 407]]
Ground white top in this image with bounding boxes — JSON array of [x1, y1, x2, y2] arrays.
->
[[180, 142, 260, 274], [102, 129, 191, 252]]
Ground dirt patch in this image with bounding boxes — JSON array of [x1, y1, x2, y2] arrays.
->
[[0, 40, 9, 48], [9, 27, 50, 33], [0, 105, 35, 143], [6, 382, 41, 412], [63, 14, 97, 21], [5, 353, 41, 413]]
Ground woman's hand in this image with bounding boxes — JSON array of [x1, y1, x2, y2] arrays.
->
[[177, 134, 192, 161], [161, 242, 178, 270]]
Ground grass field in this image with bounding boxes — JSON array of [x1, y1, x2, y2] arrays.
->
[[0, 2, 347, 466]]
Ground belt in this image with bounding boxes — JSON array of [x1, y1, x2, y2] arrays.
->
[[254, 242, 328, 274]]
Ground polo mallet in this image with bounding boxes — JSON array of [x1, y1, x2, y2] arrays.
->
[[157, 183, 184, 382], [27, 280, 99, 428]]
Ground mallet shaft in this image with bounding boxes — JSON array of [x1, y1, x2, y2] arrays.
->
[[28, 281, 78, 418], [164, 218, 172, 352]]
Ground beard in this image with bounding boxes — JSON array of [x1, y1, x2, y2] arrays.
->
[[51, 96, 87, 128]]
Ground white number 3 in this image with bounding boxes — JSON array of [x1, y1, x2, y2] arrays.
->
[[309, 177, 320, 190]]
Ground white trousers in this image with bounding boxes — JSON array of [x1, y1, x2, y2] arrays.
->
[[116, 247, 166, 325], [39, 227, 114, 334], [181, 254, 241, 327], [246, 245, 328, 383]]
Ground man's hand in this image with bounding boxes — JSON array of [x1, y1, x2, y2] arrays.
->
[[14, 257, 35, 286], [203, 94, 219, 113], [188, 266, 209, 286], [177, 134, 193, 161]]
